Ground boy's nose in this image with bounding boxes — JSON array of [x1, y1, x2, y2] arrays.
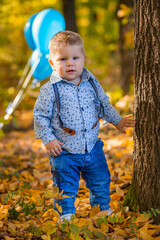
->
[[67, 59, 73, 66]]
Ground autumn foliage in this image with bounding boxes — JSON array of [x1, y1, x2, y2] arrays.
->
[[0, 96, 160, 239]]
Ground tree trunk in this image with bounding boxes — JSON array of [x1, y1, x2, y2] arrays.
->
[[127, 0, 160, 222], [118, 0, 134, 94], [62, 0, 77, 32]]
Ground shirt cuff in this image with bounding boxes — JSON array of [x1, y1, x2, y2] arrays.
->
[[102, 115, 122, 126], [40, 133, 57, 146]]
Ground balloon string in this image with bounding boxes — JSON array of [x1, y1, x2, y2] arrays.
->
[[3, 58, 40, 122], [10, 56, 31, 102], [17, 56, 31, 89]]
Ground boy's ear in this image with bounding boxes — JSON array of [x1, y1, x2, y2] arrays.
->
[[49, 59, 55, 70]]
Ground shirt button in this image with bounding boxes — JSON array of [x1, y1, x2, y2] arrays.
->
[[84, 128, 87, 132], [81, 107, 84, 111]]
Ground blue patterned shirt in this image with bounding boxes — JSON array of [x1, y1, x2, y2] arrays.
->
[[33, 68, 122, 154]]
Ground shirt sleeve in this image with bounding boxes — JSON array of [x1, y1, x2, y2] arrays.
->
[[33, 83, 56, 145], [93, 78, 122, 126]]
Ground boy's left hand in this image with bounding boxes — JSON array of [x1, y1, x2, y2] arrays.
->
[[115, 115, 136, 134]]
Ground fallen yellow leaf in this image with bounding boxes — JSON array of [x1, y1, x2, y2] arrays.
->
[[41, 235, 51, 240], [8, 181, 19, 191], [42, 208, 60, 219], [8, 222, 17, 233], [42, 221, 57, 235], [0, 212, 8, 221], [89, 205, 100, 218], [120, 174, 132, 180], [116, 186, 124, 196], [92, 210, 113, 220], [14, 222, 30, 230], [115, 151, 123, 158], [55, 202, 62, 213], [4, 237, 15, 240], [75, 198, 80, 208], [77, 218, 92, 228], [148, 223, 160, 229], [0, 184, 5, 192], [136, 214, 149, 224], [20, 171, 34, 181], [80, 198, 90, 204], [115, 228, 128, 238], [140, 231, 154, 240], [44, 189, 59, 199], [100, 222, 109, 233], [115, 211, 124, 219], [110, 193, 121, 202], [0, 221, 3, 228], [76, 211, 89, 217]]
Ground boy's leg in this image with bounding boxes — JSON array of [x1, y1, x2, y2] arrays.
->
[[49, 150, 81, 216], [81, 140, 111, 211]]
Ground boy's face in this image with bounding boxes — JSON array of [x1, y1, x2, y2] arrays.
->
[[49, 44, 86, 83]]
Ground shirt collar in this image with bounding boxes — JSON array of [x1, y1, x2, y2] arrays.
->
[[50, 67, 96, 85]]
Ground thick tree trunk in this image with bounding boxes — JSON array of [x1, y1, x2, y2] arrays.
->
[[62, 0, 77, 32], [129, 0, 160, 221], [118, 0, 134, 94]]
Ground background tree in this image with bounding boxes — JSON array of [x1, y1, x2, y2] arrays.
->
[[62, 0, 77, 32], [125, 0, 160, 222], [117, 0, 134, 94]]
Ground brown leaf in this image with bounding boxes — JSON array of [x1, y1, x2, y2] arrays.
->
[[4, 237, 16, 240], [136, 214, 149, 224], [92, 210, 113, 220], [41, 235, 51, 240], [116, 186, 124, 196], [0, 221, 3, 228], [139, 231, 154, 240]]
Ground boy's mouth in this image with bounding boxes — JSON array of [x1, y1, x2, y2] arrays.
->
[[66, 70, 76, 73]]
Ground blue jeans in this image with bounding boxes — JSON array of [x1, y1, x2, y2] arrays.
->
[[49, 139, 111, 215]]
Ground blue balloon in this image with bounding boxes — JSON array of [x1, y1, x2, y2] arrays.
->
[[32, 9, 65, 53], [30, 49, 52, 81], [24, 13, 38, 50]]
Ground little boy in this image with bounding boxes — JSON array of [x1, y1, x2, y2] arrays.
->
[[33, 31, 135, 221]]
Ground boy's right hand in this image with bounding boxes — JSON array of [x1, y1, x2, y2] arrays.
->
[[45, 139, 64, 157]]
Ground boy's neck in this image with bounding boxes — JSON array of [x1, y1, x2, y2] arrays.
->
[[77, 77, 82, 86], [67, 77, 81, 86]]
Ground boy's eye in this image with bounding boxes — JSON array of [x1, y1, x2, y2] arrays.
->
[[73, 57, 79, 60], [60, 58, 66, 61]]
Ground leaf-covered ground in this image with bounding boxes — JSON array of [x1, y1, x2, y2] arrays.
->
[[0, 101, 160, 239]]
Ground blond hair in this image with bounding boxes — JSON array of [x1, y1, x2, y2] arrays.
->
[[49, 30, 85, 55]]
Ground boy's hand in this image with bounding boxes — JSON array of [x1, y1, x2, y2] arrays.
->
[[115, 115, 136, 134], [45, 139, 64, 157]]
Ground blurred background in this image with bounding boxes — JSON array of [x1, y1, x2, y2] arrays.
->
[[0, 0, 134, 129]]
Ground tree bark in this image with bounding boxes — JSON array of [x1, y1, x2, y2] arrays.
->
[[118, 0, 134, 93], [129, 0, 160, 221], [62, 0, 77, 32]]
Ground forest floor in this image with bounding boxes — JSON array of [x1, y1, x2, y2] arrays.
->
[[0, 107, 160, 240]]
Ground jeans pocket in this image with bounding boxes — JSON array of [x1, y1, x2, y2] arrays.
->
[[96, 139, 104, 149], [49, 157, 55, 172]]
